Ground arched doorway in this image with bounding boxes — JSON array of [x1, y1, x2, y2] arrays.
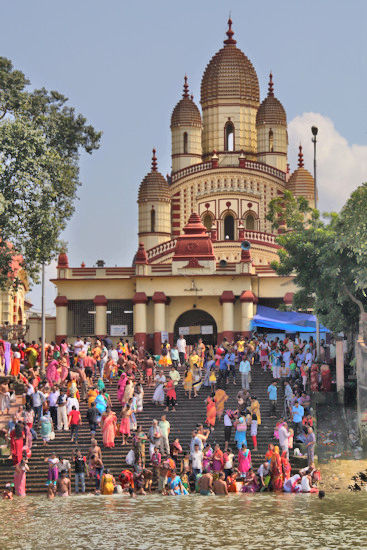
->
[[174, 309, 217, 346]]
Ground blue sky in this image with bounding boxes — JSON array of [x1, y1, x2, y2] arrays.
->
[[1, 0, 366, 312]]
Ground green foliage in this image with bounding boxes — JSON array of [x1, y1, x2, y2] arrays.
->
[[0, 57, 102, 287], [267, 184, 367, 335]]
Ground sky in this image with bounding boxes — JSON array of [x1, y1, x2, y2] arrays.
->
[[1, 0, 366, 313]]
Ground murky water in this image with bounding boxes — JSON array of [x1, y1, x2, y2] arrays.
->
[[1, 493, 366, 550]]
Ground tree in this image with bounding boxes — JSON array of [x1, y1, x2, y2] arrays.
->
[[267, 185, 367, 339], [0, 57, 102, 287]]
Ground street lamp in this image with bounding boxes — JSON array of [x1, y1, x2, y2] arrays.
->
[[311, 126, 320, 360]]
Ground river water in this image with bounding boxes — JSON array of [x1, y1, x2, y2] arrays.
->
[[1, 492, 366, 550]]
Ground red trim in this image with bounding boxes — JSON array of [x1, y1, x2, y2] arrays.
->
[[132, 292, 148, 305], [54, 296, 68, 307], [134, 333, 147, 348], [240, 290, 255, 303], [94, 295, 108, 306], [222, 330, 234, 341], [154, 332, 162, 354], [220, 291, 235, 304], [172, 204, 180, 211], [152, 291, 167, 304]]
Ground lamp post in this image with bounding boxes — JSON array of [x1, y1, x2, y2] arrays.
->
[[311, 126, 320, 361]]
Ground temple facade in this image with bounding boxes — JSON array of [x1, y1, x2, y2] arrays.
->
[[53, 19, 315, 353]]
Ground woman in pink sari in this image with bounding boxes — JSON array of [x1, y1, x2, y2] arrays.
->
[[117, 373, 128, 405], [14, 459, 29, 496], [46, 360, 60, 386], [101, 407, 117, 448], [238, 444, 252, 477]]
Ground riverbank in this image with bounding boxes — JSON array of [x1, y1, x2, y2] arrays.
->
[[319, 459, 367, 491]]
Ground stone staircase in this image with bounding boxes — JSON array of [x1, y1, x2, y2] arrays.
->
[[0, 363, 305, 492]]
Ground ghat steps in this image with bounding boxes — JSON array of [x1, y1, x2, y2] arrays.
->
[[0, 364, 305, 492]]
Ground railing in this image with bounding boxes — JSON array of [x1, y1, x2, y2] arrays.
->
[[147, 239, 177, 261], [242, 230, 277, 245], [171, 159, 286, 184]]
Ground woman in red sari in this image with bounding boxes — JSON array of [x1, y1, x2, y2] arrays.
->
[[205, 394, 217, 429], [101, 407, 117, 448], [270, 445, 283, 491], [320, 364, 332, 392], [10, 422, 25, 465], [281, 450, 291, 481], [310, 364, 319, 392]]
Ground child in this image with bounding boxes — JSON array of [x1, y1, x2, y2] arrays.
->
[[250, 413, 258, 451], [288, 428, 294, 452], [209, 368, 217, 393], [45, 453, 59, 486]]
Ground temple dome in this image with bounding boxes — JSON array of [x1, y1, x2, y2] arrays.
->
[[138, 149, 170, 202], [171, 76, 202, 128], [201, 19, 259, 105], [287, 146, 315, 201], [256, 74, 286, 126]]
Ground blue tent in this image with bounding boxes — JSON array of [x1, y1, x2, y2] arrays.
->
[[251, 305, 329, 333]]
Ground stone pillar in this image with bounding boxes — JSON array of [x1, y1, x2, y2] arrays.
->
[[220, 291, 235, 342], [54, 295, 68, 344], [240, 290, 255, 336], [94, 295, 107, 338], [336, 338, 345, 403], [152, 291, 167, 354], [133, 292, 148, 349]]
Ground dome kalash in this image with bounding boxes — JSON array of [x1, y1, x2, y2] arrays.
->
[[53, 18, 315, 353]]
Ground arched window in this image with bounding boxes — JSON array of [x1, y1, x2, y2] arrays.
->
[[224, 214, 235, 240], [202, 213, 213, 231], [269, 128, 274, 152], [245, 214, 255, 230], [183, 132, 188, 154], [225, 121, 235, 152], [151, 208, 155, 232]]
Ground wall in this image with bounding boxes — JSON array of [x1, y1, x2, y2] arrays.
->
[[27, 316, 56, 342]]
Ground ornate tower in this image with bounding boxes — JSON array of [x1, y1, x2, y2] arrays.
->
[[138, 149, 171, 250], [171, 76, 202, 173], [200, 18, 260, 161], [287, 145, 316, 207], [256, 73, 288, 172]]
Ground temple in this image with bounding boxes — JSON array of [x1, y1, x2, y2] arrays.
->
[[53, 19, 315, 352]]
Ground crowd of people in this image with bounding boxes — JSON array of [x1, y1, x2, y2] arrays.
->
[[0, 332, 332, 498]]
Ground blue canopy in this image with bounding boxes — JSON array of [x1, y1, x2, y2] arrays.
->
[[251, 305, 329, 333]]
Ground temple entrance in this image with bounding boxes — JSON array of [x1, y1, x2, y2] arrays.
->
[[174, 309, 217, 346]]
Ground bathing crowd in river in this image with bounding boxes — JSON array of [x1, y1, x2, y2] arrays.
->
[[1, 332, 333, 498]]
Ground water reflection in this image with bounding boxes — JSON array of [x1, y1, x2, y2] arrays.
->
[[1, 493, 367, 550]]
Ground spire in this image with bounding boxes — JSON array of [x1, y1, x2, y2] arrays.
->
[[151, 148, 157, 172], [183, 75, 189, 98], [224, 17, 236, 45], [268, 72, 274, 97], [298, 145, 304, 168]]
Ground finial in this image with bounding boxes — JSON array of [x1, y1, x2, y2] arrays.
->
[[224, 17, 236, 45], [268, 72, 274, 97], [183, 75, 189, 99], [151, 148, 157, 171], [298, 145, 304, 168]]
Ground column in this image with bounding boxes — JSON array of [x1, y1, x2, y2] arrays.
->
[[94, 295, 107, 337], [133, 292, 148, 349], [54, 295, 68, 344], [152, 291, 167, 354], [336, 338, 345, 403], [240, 290, 255, 336], [220, 291, 235, 342]]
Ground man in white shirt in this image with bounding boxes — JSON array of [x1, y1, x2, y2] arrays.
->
[[278, 422, 291, 458], [109, 346, 119, 363], [191, 443, 203, 478], [74, 337, 84, 355], [177, 335, 186, 366], [239, 358, 251, 390]]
